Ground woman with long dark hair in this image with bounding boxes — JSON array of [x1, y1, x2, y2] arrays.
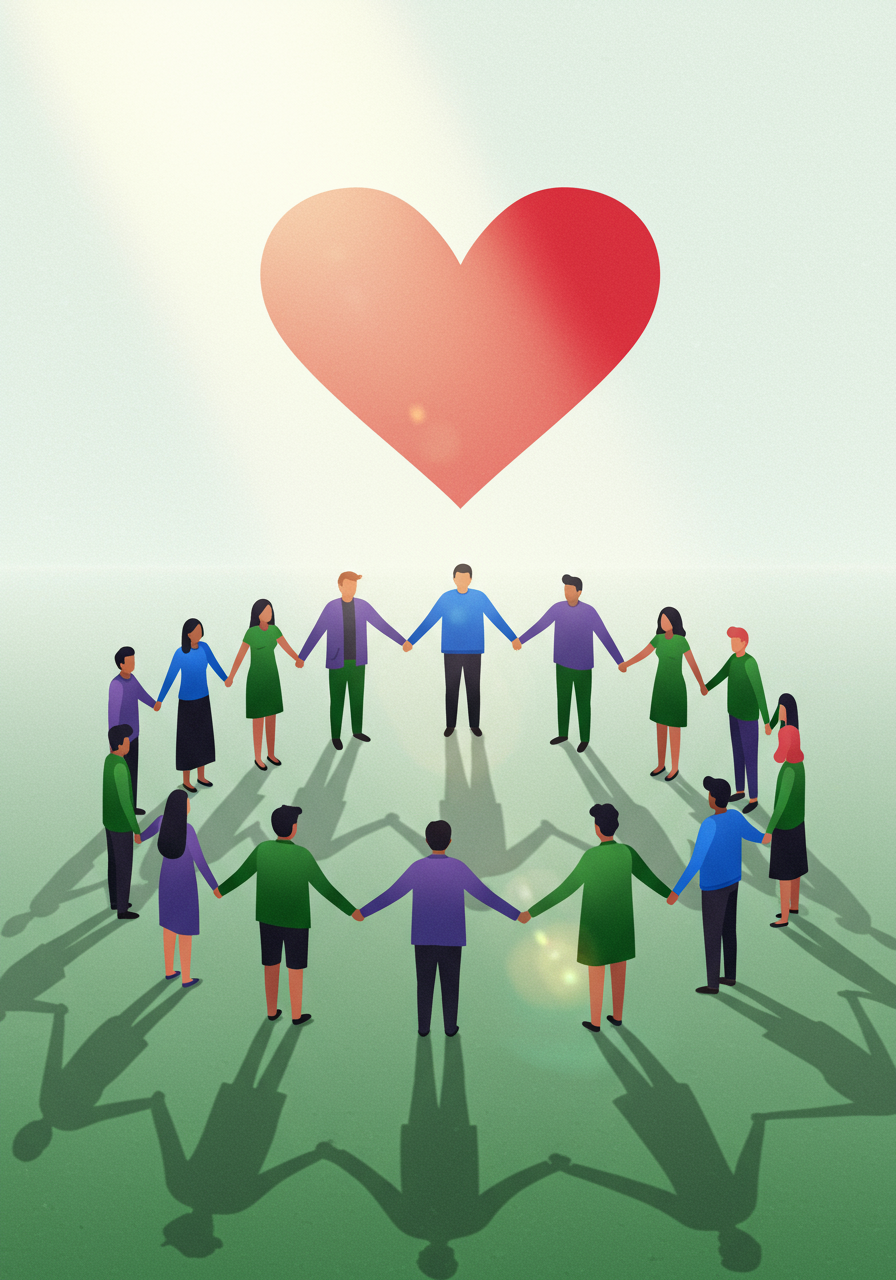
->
[[156, 619, 228, 792], [618, 607, 707, 781], [762, 693, 808, 927], [225, 599, 301, 770], [141, 790, 221, 985]]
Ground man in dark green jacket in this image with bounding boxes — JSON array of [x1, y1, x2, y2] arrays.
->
[[218, 805, 359, 1025], [103, 724, 142, 920], [703, 628, 771, 813]]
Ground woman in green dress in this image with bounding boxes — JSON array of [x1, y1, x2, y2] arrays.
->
[[521, 803, 670, 1031], [619, 607, 707, 781], [225, 599, 301, 771]]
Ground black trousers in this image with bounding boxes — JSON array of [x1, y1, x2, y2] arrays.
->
[[124, 736, 139, 809], [106, 828, 134, 914], [444, 654, 481, 729], [701, 882, 739, 988], [415, 945, 462, 1034]]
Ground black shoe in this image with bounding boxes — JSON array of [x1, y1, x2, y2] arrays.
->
[[550, 736, 569, 745], [117, 911, 140, 921], [332, 738, 343, 750], [445, 1025, 460, 1037], [650, 766, 666, 777], [418, 1029, 430, 1037], [135, 808, 146, 816], [665, 770, 680, 782], [254, 760, 267, 771], [743, 801, 758, 814], [196, 778, 213, 787], [576, 742, 588, 753], [582, 1021, 601, 1032], [266, 756, 282, 766], [183, 782, 198, 792], [268, 1009, 282, 1022], [730, 791, 746, 802], [470, 727, 482, 737], [695, 986, 719, 994], [776, 910, 798, 917], [353, 734, 370, 742], [719, 978, 736, 987], [606, 1015, 622, 1026], [770, 920, 789, 927], [292, 1013, 311, 1026], [444, 727, 455, 737]]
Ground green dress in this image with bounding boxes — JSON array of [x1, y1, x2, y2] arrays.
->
[[648, 633, 691, 727], [528, 842, 670, 967], [243, 625, 284, 719]]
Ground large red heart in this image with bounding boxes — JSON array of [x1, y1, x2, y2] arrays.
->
[[261, 188, 659, 507]]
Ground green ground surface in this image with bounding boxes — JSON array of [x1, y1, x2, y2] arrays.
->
[[1, 569, 894, 1279]]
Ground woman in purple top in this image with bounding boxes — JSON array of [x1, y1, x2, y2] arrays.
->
[[141, 791, 221, 988]]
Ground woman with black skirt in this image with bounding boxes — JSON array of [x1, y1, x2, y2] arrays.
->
[[761, 692, 807, 927], [156, 619, 228, 793]]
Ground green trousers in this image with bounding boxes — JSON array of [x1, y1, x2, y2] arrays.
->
[[556, 664, 592, 742], [329, 660, 366, 738]]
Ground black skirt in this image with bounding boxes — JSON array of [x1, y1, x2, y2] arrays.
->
[[769, 822, 808, 880], [176, 696, 215, 771]]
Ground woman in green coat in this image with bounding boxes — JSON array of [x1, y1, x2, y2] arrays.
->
[[619, 607, 707, 782], [225, 599, 301, 771], [761, 693, 808, 928], [522, 803, 670, 1031]]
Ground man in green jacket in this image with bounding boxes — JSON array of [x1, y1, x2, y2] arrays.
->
[[217, 805, 360, 1025], [703, 628, 771, 813], [103, 724, 142, 921]]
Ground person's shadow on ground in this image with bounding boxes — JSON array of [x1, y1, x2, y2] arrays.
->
[[12, 980, 189, 1161], [0, 910, 123, 1020], [148, 1018, 321, 1256], [289, 741, 399, 862], [779, 917, 896, 1009], [555, 1028, 765, 1273], [317, 1034, 562, 1277]]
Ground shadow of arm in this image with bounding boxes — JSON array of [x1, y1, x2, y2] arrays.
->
[[478, 1161, 562, 1219], [318, 1145, 402, 1222], [561, 1163, 677, 1216], [255, 1148, 326, 1195]]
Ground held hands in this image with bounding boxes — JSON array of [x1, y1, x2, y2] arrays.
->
[[352, 909, 364, 921], [617, 662, 627, 673], [402, 641, 413, 652], [213, 888, 222, 898], [224, 678, 233, 688], [666, 891, 678, 905], [517, 910, 531, 923], [134, 833, 142, 845], [761, 833, 772, 845], [765, 723, 773, 735], [295, 658, 304, 668], [512, 638, 522, 651], [153, 701, 161, 711]]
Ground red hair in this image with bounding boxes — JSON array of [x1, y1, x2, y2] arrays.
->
[[774, 725, 804, 764]]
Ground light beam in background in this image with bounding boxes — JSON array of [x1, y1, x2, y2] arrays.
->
[[506, 921, 584, 1007]]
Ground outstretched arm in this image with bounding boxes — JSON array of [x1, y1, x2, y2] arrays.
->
[[156, 651, 182, 704], [669, 823, 715, 899], [364, 603, 405, 647], [591, 612, 624, 667], [217, 848, 259, 897], [765, 768, 794, 836], [276, 634, 300, 661], [108, 681, 124, 730], [462, 865, 519, 920], [298, 607, 330, 664], [528, 860, 586, 919], [704, 657, 730, 694], [618, 642, 655, 672], [518, 606, 556, 648], [684, 648, 706, 690], [358, 866, 415, 919], [481, 593, 517, 642], [307, 859, 355, 916], [478, 1160, 563, 1222], [316, 1143, 404, 1226], [407, 597, 445, 647], [226, 642, 250, 685], [203, 644, 228, 684], [630, 850, 672, 899]]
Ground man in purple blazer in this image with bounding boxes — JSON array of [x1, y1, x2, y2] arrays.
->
[[297, 572, 411, 750], [355, 819, 524, 1036]]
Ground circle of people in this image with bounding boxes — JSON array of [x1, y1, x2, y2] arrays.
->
[[102, 565, 808, 1031]]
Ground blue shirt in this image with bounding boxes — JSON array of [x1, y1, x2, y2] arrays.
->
[[359, 854, 519, 946], [157, 642, 227, 703], [407, 588, 516, 653], [672, 809, 764, 895]]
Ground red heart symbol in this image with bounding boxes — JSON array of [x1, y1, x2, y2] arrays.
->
[[261, 188, 659, 507]]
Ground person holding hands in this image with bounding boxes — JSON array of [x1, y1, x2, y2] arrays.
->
[[703, 627, 771, 813], [107, 646, 161, 815], [102, 725, 142, 921], [225, 599, 301, 771], [762, 693, 808, 928]]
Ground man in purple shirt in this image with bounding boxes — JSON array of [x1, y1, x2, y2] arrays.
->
[[515, 575, 623, 753], [356, 820, 523, 1036], [108, 647, 161, 815]]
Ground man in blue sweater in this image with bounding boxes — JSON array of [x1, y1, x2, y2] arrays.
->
[[407, 564, 519, 737], [666, 776, 764, 994]]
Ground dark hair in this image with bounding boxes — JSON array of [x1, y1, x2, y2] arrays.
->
[[589, 802, 619, 835], [703, 775, 732, 807], [158, 790, 188, 859], [425, 819, 452, 850], [181, 618, 203, 653], [562, 575, 583, 594], [656, 607, 686, 637], [114, 646, 135, 670], [250, 598, 275, 628], [777, 693, 799, 729], [453, 564, 472, 578], [108, 723, 133, 751], [271, 804, 302, 837]]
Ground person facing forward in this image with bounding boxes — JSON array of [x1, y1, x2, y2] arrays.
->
[[406, 564, 520, 738], [356, 819, 524, 1036], [140, 790, 222, 988], [666, 776, 765, 994], [519, 803, 670, 1031], [108, 646, 161, 816], [157, 619, 228, 793], [216, 805, 360, 1025], [515, 574, 624, 752], [225, 599, 301, 771], [103, 724, 142, 921], [703, 627, 771, 813], [762, 694, 808, 928], [297, 572, 410, 750], [619, 607, 706, 782]]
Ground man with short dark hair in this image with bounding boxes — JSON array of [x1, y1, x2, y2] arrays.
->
[[356, 819, 524, 1035], [108, 647, 161, 814], [407, 565, 519, 737], [703, 628, 771, 813], [103, 725, 142, 920], [217, 804, 360, 1024], [666, 776, 764, 994], [516, 575, 624, 752]]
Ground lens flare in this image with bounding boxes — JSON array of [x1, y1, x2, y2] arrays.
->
[[507, 922, 584, 1007]]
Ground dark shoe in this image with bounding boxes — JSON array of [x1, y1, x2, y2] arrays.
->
[[266, 756, 281, 766], [770, 920, 789, 928], [268, 1009, 282, 1022], [743, 801, 758, 814], [550, 736, 569, 745], [444, 727, 455, 737], [117, 911, 140, 921], [418, 1029, 430, 1037], [183, 783, 197, 793], [332, 738, 343, 750], [582, 1021, 601, 1032], [112, 902, 132, 912], [292, 1013, 311, 1025], [470, 727, 482, 737], [606, 1015, 622, 1026], [719, 977, 736, 987], [650, 766, 666, 778], [197, 778, 213, 787], [445, 1025, 460, 1037], [576, 742, 588, 753], [730, 791, 746, 802], [665, 770, 680, 782], [182, 978, 201, 989], [776, 910, 798, 917], [695, 986, 719, 994], [165, 971, 181, 981], [254, 760, 267, 771], [353, 734, 370, 743], [135, 808, 146, 816]]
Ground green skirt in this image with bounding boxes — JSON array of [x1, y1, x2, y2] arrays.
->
[[246, 657, 283, 719], [649, 669, 687, 728]]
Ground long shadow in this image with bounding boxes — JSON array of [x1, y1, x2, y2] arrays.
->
[[559, 1028, 765, 1272], [290, 742, 397, 862], [318, 1035, 561, 1276], [770, 918, 896, 1010], [12, 981, 190, 1161], [149, 1019, 320, 1256], [0, 910, 123, 1020]]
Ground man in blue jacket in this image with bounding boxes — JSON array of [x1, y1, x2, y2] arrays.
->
[[407, 564, 519, 737], [666, 776, 764, 994]]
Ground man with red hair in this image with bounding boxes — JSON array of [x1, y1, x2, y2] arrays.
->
[[703, 627, 770, 814]]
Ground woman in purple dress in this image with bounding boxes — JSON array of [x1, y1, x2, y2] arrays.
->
[[141, 791, 221, 987]]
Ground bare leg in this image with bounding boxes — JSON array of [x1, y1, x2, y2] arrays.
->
[[655, 724, 667, 769], [179, 935, 192, 984], [779, 880, 791, 924], [669, 727, 681, 775], [265, 715, 279, 765], [792, 877, 801, 910], [197, 765, 208, 783], [163, 928, 177, 976], [182, 770, 192, 788], [288, 968, 304, 1020], [588, 965, 605, 1026], [610, 961, 627, 1021], [252, 718, 264, 766], [264, 964, 280, 1016]]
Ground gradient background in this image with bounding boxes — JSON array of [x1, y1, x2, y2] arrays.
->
[[1, 3, 893, 1278]]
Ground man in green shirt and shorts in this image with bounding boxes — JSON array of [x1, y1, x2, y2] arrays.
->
[[704, 627, 771, 814]]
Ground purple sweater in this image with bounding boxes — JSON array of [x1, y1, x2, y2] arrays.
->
[[108, 674, 156, 739], [360, 855, 519, 945], [519, 601, 623, 670], [299, 598, 405, 669]]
